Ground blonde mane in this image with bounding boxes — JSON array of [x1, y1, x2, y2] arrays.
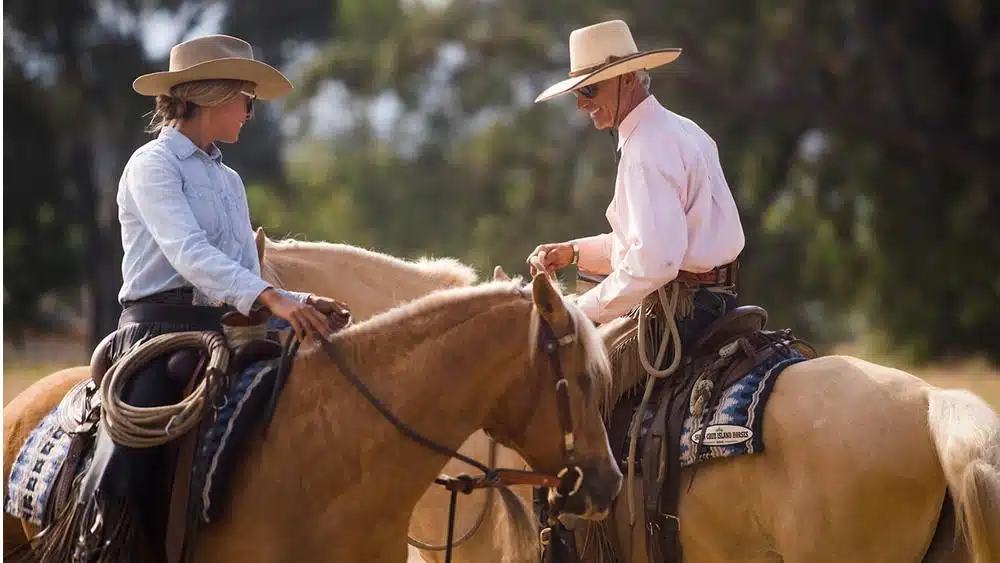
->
[[319, 278, 613, 409], [260, 237, 479, 291], [333, 279, 524, 339]]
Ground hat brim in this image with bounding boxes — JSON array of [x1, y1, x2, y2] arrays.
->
[[133, 58, 293, 101], [534, 48, 681, 103]]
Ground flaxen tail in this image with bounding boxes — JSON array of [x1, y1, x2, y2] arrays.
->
[[926, 387, 1000, 562]]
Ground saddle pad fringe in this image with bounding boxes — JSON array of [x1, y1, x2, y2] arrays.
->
[[8, 489, 145, 563]]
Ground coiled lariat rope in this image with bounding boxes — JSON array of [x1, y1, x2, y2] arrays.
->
[[99, 331, 231, 448], [625, 282, 685, 526]]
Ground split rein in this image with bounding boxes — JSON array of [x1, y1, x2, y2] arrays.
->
[[317, 315, 585, 563]]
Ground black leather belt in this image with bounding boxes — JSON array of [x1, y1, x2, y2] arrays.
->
[[118, 302, 229, 331], [123, 287, 197, 306]]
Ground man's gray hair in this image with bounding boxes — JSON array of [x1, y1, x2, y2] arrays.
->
[[635, 69, 651, 92]]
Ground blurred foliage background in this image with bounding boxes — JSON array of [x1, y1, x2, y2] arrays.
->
[[5, 0, 1000, 366]]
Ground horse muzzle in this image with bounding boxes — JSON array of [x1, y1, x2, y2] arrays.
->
[[548, 460, 623, 520]]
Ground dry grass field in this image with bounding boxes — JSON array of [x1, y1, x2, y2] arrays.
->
[[5, 333, 1000, 408]]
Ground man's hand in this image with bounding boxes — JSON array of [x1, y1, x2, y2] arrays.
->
[[526, 242, 575, 277]]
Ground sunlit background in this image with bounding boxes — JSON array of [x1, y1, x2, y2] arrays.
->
[[5, 1, 999, 408]]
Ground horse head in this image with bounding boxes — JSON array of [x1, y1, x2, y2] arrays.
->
[[484, 272, 622, 520]]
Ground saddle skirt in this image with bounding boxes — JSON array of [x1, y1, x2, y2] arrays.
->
[[4, 355, 285, 530]]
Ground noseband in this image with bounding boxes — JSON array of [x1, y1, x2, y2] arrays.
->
[[316, 311, 584, 562]]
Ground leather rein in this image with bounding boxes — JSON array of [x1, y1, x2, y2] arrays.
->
[[315, 313, 585, 563]]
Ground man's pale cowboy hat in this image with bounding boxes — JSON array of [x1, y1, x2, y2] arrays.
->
[[534, 20, 680, 103], [133, 35, 293, 100]]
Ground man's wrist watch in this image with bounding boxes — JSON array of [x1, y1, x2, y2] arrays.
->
[[571, 242, 580, 265]]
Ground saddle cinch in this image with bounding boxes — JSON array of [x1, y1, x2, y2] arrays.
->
[[568, 272, 816, 563], [25, 306, 351, 563]]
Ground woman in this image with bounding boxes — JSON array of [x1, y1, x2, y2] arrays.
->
[[78, 34, 346, 562]]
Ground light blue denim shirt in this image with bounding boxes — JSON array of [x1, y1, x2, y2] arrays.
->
[[117, 127, 284, 315]]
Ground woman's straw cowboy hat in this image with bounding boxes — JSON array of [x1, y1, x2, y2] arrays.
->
[[535, 20, 681, 103], [133, 35, 292, 100]]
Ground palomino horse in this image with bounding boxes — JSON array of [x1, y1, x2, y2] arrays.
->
[[2, 233, 535, 561], [408, 270, 1000, 562], [577, 329, 1000, 563], [5, 274, 624, 562]]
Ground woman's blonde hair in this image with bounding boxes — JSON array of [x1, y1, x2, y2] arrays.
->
[[145, 78, 254, 134]]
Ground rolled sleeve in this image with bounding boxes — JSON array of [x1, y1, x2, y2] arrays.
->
[[574, 233, 612, 275], [126, 150, 273, 315]]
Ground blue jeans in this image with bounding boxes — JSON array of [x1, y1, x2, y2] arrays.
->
[[647, 287, 737, 369], [678, 288, 737, 352]]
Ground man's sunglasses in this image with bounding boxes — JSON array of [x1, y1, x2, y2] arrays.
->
[[574, 84, 598, 99], [240, 90, 257, 117]]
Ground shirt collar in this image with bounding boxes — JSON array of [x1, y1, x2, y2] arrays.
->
[[160, 127, 222, 162], [617, 94, 659, 151]]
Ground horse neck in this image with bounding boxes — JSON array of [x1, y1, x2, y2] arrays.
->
[[262, 243, 475, 320], [274, 286, 537, 512]]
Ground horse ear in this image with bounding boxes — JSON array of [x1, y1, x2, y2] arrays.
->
[[493, 265, 511, 281], [255, 227, 266, 265], [531, 273, 572, 335]]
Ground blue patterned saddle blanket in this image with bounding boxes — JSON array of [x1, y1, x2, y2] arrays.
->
[[617, 344, 808, 472], [5, 357, 284, 528], [678, 351, 807, 467]]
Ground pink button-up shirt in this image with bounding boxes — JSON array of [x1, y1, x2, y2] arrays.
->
[[574, 95, 745, 324]]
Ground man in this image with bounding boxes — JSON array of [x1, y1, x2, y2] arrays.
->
[[526, 21, 749, 563], [528, 19, 745, 359]]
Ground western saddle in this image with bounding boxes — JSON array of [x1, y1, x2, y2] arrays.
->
[[544, 271, 815, 563], [46, 306, 350, 563]]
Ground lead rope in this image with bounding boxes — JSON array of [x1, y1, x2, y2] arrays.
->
[[407, 439, 498, 552], [445, 489, 459, 563]]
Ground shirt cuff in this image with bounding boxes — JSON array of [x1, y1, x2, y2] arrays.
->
[[575, 234, 611, 274], [238, 278, 275, 317], [277, 288, 312, 304]]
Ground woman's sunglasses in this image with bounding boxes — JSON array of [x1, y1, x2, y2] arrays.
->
[[240, 90, 257, 117]]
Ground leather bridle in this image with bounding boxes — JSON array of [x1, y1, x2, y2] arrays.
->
[[315, 309, 586, 563]]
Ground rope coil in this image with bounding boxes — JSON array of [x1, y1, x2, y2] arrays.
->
[[99, 331, 231, 449], [626, 282, 685, 525]]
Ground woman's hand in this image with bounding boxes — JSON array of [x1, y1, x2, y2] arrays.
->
[[256, 288, 332, 341], [306, 295, 353, 331]]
